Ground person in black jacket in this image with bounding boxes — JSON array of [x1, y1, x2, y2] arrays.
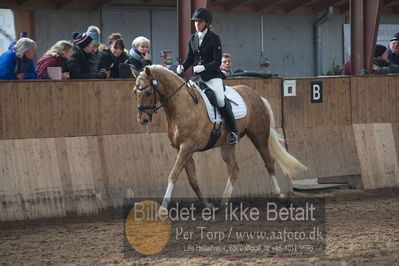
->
[[66, 32, 107, 79], [98, 33, 129, 78], [388, 33, 399, 65], [373, 44, 399, 74], [128, 36, 152, 72], [177, 8, 239, 145]]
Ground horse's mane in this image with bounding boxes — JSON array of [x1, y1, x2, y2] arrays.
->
[[143, 65, 185, 85]]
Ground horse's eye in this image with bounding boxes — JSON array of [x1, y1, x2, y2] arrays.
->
[[146, 92, 152, 97]]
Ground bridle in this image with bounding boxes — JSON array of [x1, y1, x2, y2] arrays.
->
[[135, 77, 190, 120]]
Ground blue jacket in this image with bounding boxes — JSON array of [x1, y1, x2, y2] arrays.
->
[[0, 41, 36, 80]]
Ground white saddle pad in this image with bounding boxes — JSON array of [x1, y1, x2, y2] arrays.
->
[[188, 80, 247, 123]]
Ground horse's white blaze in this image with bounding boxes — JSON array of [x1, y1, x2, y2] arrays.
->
[[162, 182, 174, 207], [222, 178, 234, 199], [271, 175, 281, 195]]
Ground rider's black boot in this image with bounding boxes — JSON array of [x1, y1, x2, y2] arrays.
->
[[219, 98, 240, 144]]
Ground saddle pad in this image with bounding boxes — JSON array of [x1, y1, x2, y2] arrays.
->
[[188, 80, 247, 123]]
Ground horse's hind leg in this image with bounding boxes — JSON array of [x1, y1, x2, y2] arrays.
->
[[220, 144, 239, 205], [248, 132, 283, 196], [184, 156, 210, 206]]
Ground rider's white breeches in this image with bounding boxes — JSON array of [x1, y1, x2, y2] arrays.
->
[[205, 78, 225, 107]]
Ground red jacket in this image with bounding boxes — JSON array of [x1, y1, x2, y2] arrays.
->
[[36, 54, 67, 79]]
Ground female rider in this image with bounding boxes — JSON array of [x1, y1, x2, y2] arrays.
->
[[177, 8, 239, 144]]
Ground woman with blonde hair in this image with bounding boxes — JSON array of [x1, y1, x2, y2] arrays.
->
[[0, 37, 37, 80], [36, 40, 73, 79], [128, 36, 152, 71]]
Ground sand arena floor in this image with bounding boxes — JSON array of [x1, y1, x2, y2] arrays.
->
[[1, 188, 398, 265]]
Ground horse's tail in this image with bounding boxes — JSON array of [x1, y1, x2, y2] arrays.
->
[[262, 97, 307, 177]]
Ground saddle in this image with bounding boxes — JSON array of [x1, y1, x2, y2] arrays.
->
[[188, 80, 247, 151]]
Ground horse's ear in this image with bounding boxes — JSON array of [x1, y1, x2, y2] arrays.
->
[[131, 68, 140, 79], [144, 66, 152, 77]]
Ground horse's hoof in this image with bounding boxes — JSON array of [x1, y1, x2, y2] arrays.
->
[[220, 199, 230, 207], [278, 193, 289, 205], [204, 202, 215, 209]]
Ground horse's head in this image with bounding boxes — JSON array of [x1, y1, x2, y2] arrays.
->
[[132, 66, 161, 126]]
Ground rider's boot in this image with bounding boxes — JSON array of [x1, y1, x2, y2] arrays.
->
[[219, 98, 240, 145]]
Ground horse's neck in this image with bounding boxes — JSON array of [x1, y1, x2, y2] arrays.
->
[[158, 74, 192, 114]]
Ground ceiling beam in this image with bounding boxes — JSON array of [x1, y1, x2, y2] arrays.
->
[[224, 0, 250, 11], [312, 0, 338, 13], [90, 0, 114, 11], [312, 0, 349, 13], [56, 0, 77, 9], [338, 0, 349, 13], [282, 0, 314, 13], [17, 0, 31, 6], [253, 0, 281, 11], [383, 0, 399, 7]]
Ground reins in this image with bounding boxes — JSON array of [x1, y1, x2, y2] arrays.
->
[[136, 74, 195, 119]]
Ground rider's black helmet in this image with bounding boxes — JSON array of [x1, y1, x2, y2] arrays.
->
[[191, 8, 212, 24]]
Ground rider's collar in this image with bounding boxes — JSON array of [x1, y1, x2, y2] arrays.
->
[[197, 28, 208, 39]]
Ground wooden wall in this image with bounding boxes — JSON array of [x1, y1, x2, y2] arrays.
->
[[0, 78, 284, 221], [1, 75, 399, 221], [281, 76, 399, 185]]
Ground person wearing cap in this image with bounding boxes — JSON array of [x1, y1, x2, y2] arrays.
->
[[388, 33, 399, 65], [66, 32, 107, 79], [0, 37, 37, 80], [86, 25, 102, 73], [176, 8, 239, 145], [372, 44, 399, 74]]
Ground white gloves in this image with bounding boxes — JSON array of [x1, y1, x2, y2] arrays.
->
[[176, 65, 184, 74], [193, 65, 205, 74]]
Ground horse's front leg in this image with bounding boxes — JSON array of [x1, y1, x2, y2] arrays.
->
[[161, 145, 194, 208]]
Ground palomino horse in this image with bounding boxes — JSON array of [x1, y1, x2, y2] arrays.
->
[[132, 65, 306, 208]]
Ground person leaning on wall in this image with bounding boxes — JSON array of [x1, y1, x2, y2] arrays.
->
[[86, 25, 103, 73], [66, 31, 108, 79], [0, 37, 37, 80], [36, 40, 73, 79], [98, 33, 129, 78], [128, 36, 152, 72], [372, 44, 399, 74], [388, 32, 399, 65]]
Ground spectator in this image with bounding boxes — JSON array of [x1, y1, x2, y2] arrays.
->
[[98, 33, 129, 78], [128, 36, 152, 71], [36, 40, 73, 79], [0, 38, 37, 80], [86, 25, 102, 73], [388, 33, 399, 65], [66, 32, 107, 79], [372, 44, 399, 74], [220, 53, 232, 78]]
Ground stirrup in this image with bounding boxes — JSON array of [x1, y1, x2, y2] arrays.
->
[[229, 132, 240, 145]]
